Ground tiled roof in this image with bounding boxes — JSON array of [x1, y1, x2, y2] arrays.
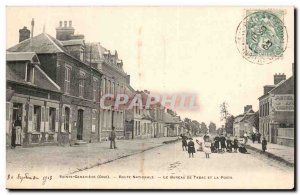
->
[[269, 76, 294, 95], [7, 33, 66, 54]]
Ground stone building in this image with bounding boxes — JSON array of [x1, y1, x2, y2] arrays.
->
[[258, 71, 294, 146], [8, 21, 103, 145], [6, 52, 62, 147], [233, 105, 258, 137]]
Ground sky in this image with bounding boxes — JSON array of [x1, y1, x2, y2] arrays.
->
[[6, 7, 294, 127]]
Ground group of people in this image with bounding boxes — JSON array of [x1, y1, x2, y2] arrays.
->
[[180, 132, 250, 159], [180, 131, 269, 159]]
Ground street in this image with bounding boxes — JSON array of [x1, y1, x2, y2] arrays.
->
[[73, 137, 294, 189]]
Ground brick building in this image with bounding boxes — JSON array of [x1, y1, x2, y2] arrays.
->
[[8, 21, 103, 145], [233, 105, 258, 137]]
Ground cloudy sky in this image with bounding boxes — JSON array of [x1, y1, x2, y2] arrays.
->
[[6, 7, 294, 127]]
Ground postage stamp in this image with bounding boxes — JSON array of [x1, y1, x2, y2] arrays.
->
[[235, 10, 288, 65]]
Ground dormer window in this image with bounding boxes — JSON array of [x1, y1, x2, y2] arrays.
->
[[80, 48, 84, 61], [26, 63, 34, 83]]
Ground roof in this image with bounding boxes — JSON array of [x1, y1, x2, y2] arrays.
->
[[164, 112, 181, 124], [258, 76, 294, 100], [85, 42, 107, 63], [6, 52, 40, 63], [61, 39, 84, 46], [269, 76, 294, 95], [6, 63, 61, 93], [7, 33, 66, 54]]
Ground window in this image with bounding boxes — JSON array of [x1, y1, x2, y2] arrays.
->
[[33, 105, 41, 132], [64, 66, 71, 94], [102, 78, 106, 95], [80, 48, 84, 61], [49, 108, 56, 132], [93, 78, 98, 101], [79, 72, 85, 98], [64, 107, 70, 132], [26, 64, 34, 83]]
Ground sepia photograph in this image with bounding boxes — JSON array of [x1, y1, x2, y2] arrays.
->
[[5, 6, 295, 190]]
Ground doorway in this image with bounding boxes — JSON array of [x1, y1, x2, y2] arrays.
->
[[77, 109, 84, 140]]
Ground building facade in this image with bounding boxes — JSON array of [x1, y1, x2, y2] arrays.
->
[[8, 21, 103, 145], [258, 72, 294, 146]]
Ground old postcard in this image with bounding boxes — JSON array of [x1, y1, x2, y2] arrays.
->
[[6, 6, 295, 189]]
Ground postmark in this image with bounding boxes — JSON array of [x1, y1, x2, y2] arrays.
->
[[235, 10, 288, 65]]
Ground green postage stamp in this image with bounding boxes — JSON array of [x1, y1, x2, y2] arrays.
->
[[235, 10, 288, 64]]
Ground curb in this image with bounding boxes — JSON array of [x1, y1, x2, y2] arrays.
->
[[246, 145, 294, 167], [163, 138, 180, 144]]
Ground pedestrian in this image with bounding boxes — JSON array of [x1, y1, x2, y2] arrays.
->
[[251, 133, 256, 143], [109, 127, 117, 149], [204, 141, 211, 159], [238, 144, 248, 154], [203, 132, 210, 142], [181, 134, 188, 151], [187, 138, 196, 158], [14, 116, 22, 146], [220, 134, 226, 153], [214, 135, 220, 153], [196, 139, 203, 152], [243, 132, 248, 145], [262, 137, 267, 152], [233, 136, 239, 153], [226, 137, 233, 153], [257, 132, 262, 144]]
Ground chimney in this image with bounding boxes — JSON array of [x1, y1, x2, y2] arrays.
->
[[56, 20, 75, 41], [31, 18, 34, 38], [19, 26, 30, 42], [244, 105, 252, 113], [264, 85, 275, 95], [274, 73, 286, 85]]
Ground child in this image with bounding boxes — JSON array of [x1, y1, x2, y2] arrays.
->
[[187, 138, 196, 158], [204, 141, 212, 159], [262, 137, 267, 152], [233, 136, 239, 153], [181, 135, 188, 151]]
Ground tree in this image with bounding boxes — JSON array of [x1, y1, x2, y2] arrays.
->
[[191, 120, 201, 135], [208, 122, 217, 134], [200, 122, 208, 134], [225, 115, 234, 135], [220, 101, 230, 121]]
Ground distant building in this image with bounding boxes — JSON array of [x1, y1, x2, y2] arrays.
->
[[233, 105, 258, 137], [258, 70, 294, 147]]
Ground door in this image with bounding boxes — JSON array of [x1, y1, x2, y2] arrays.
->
[[77, 109, 84, 140]]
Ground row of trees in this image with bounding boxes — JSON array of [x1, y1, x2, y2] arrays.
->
[[183, 118, 217, 135]]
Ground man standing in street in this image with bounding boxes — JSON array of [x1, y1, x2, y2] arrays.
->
[[109, 127, 117, 149]]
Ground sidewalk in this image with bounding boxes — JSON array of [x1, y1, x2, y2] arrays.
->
[[246, 141, 294, 166], [6, 137, 180, 176]]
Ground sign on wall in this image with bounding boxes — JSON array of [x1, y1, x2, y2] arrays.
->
[[272, 95, 294, 111]]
